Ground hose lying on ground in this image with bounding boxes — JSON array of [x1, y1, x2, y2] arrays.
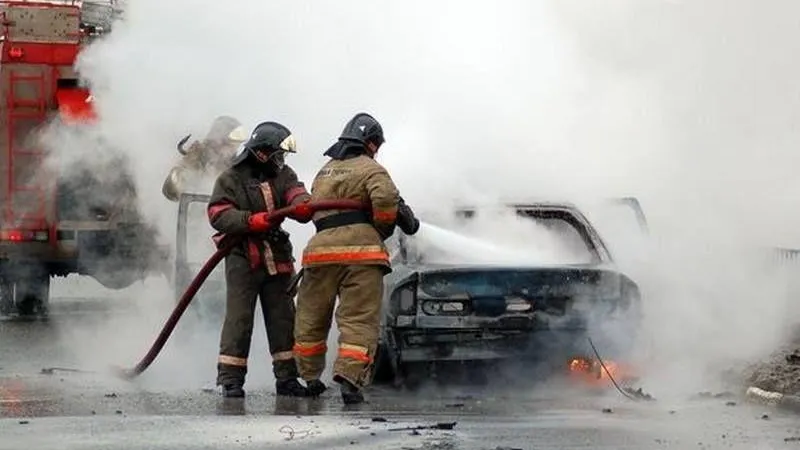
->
[[113, 199, 365, 380]]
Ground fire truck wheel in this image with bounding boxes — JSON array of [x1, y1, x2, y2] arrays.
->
[[15, 273, 50, 319], [0, 278, 13, 317]]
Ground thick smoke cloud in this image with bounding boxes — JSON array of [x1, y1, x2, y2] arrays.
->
[[48, 0, 800, 395]]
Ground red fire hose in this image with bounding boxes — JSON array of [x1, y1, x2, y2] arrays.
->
[[113, 199, 365, 380]]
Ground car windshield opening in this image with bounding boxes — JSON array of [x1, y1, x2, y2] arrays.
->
[[396, 207, 600, 266]]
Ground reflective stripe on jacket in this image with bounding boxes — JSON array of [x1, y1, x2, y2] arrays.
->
[[301, 155, 400, 271]]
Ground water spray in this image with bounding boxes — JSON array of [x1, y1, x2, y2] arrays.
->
[[113, 199, 366, 380], [414, 222, 558, 266]]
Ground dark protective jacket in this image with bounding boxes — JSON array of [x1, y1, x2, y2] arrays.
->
[[207, 163, 310, 274], [301, 154, 401, 272]]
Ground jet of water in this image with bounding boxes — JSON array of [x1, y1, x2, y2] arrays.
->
[[416, 221, 542, 265]]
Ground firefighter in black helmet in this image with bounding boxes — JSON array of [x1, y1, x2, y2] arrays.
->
[[207, 121, 313, 398], [293, 113, 420, 404]]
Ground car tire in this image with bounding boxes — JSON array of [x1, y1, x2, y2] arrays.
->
[[371, 343, 395, 385], [399, 362, 426, 391]]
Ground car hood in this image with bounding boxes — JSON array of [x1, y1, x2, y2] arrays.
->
[[389, 263, 632, 301]]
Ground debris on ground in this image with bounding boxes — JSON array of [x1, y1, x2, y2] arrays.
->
[[279, 425, 314, 441], [389, 422, 457, 432], [713, 391, 735, 399], [744, 327, 800, 397], [692, 391, 735, 400], [623, 387, 655, 401], [40, 367, 93, 375]]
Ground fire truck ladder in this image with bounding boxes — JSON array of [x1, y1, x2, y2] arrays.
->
[[5, 69, 51, 232]]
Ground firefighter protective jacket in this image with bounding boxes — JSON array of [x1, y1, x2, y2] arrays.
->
[[301, 155, 401, 272], [207, 163, 310, 274]]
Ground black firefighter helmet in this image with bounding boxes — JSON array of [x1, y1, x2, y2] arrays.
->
[[324, 112, 385, 160], [231, 121, 297, 168]]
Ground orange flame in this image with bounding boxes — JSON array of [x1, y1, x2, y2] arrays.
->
[[0, 379, 26, 416], [567, 357, 636, 387]]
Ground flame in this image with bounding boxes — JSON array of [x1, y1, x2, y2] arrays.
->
[[567, 357, 636, 387], [0, 379, 26, 416]]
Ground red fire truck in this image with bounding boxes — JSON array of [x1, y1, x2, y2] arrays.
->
[[0, 0, 168, 319]]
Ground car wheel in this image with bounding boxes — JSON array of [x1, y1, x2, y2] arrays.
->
[[399, 362, 427, 391], [371, 343, 395, 385]]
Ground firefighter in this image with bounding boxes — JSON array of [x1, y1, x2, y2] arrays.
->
[[292, 112, 420, 404], [162, 115, 248, 202], [206, 121, 313, 398]]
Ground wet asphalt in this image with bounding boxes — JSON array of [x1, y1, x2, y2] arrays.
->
[[2, 294, 800, 449]]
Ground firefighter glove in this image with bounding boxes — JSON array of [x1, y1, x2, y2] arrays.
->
[[396, 197, 420, 235], [248, 212, 274, 232], [289, 200, 314, 224]]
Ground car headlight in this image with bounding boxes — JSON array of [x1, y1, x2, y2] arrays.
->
[[391, 282, 418, 315], [505, 296, 532, 312], [421, 300, 465, 315]]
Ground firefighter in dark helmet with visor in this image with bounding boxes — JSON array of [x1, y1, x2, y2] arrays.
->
[[293, 112, 420, 404], [206, 121, 313, 398]]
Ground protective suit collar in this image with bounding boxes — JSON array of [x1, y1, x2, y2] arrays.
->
[[323, 140, 367, 160]]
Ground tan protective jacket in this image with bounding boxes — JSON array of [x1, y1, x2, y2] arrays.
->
[[301, 155, 401, 272]]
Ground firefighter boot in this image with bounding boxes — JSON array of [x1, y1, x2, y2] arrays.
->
[[274, 359, 310, 397], [306, 379, 328, 397], [222, 385, 245, 398], [276, 378, 310, 397], [334, 375, 364, 405]]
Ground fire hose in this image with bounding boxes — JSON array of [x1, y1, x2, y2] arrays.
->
[[113, 199, 365, 380]]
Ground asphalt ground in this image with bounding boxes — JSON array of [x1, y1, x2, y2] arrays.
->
[[2, 291, 800, 449]]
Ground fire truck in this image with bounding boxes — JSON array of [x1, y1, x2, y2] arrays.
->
[[0, 0, 168, 319]]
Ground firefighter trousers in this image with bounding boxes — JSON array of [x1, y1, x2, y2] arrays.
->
[[217, 254, 300, 387], [293, 264, 384, 389]]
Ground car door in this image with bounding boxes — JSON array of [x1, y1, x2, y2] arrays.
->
[[175, 193, 226, 320]]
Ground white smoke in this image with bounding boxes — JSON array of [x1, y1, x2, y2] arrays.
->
[[46, 0, 800, 397]]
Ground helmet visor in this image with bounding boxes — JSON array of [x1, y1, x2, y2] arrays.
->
[[227, 125, 248, 144], [278, 134, 297, 153], [251, 146, 287, 167]]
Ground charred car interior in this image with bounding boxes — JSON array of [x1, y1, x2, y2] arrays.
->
[[372, 201, 645, 389]]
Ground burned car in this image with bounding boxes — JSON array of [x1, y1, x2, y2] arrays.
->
[[371, 200, 646, 388]]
